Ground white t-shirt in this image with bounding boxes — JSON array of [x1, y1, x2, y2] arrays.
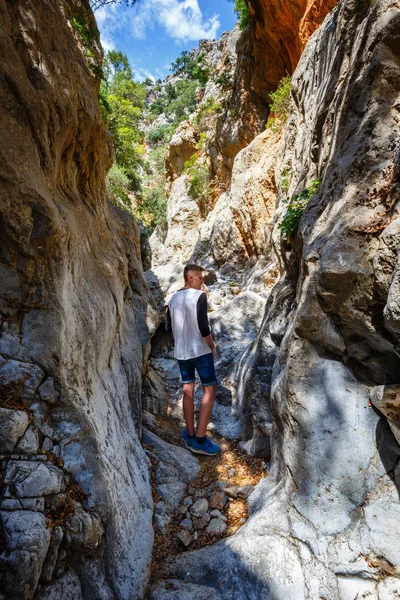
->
[[167, 288, 211, 360]]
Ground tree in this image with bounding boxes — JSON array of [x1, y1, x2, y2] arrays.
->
[[90, 0, 140, 12]]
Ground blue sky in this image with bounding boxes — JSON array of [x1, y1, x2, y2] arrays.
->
[[94, 0, 237, 82]]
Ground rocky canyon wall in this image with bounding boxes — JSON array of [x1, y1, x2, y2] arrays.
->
[[0, 1, 158, 598], [150, 0, 400, 597]]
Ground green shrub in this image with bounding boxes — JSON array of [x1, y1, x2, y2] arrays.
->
[[187, 162, 210, 202], [136, 184, 168, 230], [106, 164, 131, 210], [279, 179, 320, 239], [280, 168, 292, 194], [170, 50, 208, 85], [268, 76, 292, 123], [147, 124, 174, 145], [194, 97, 222, 126], [215, 71, 232, 89], [72, 11, 99, 44], [229, 0, 250, 30]]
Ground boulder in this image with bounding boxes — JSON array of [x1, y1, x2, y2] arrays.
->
[[1, 510, 51, 599], [0, 408, 30, 453], [4, 461, 63, 497]]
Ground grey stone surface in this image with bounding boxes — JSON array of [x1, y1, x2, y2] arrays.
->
[[0, 359, 44, 401], [177, 529, 193, 547], [190, 498, 208, 518], [179, 518, 193, 531], [36, 571, 83, 600], [65, 505, 104, 553], [150, 580, 221, 600], [40, 527, 63, 583], [42, 437, 53, 453], [205, 518, 227, 536], [38, 378, 58, 405], [143, 429, 200, 534], [193, 513, 210, 530], [1, 510, 51, 599], [4, 461, 63, 497], [16, 425, 40, 454], [143, 429, 199, 484], [0, 408, 29, 453]]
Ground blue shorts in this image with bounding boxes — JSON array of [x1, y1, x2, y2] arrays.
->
[[177, 353, 217, 387]]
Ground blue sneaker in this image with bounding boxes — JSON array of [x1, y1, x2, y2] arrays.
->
[[181, 429, 195, 450], [190, 437, 220, 456]]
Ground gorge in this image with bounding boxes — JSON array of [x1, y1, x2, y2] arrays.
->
[[0, 0, 399, 599]]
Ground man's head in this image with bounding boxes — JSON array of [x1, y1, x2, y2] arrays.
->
[[184, 264, 205, 290]]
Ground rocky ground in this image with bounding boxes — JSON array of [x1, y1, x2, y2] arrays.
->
[[141, 413, 266, 594]]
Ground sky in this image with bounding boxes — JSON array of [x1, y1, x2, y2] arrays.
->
[[94, 0, 237, 82]]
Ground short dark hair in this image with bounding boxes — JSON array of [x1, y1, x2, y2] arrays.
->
[[184, 264, 204, 282]]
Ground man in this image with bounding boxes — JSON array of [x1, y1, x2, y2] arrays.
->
[[166, 264, 220, 456]]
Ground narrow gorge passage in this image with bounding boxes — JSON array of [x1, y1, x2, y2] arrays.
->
[[1, 0, 400, 599]]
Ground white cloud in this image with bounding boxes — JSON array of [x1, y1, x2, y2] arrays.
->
[[95, 0, 220, 49]]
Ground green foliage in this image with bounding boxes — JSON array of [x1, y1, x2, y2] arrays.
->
[[106, 164, 131, 210], [136, 184, 168, 230], [72, 11, 99, 44], [228, 0, 250, 29], [165, 80, 198, 123], [280, 168, 292, 194], [149, 80, 198, 124], [268, 76, 292, 123], [100, 51, 145, 200], [147, 124, 175, 145], [170, 51, 208, 85], [194, 97, 221, 126], [279, 179, 320, 239], [188, 163, 211, 203], [215, 71, 232, 89]]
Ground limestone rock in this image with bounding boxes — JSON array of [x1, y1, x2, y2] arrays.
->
[[177, 529, 193, 547], [166, 122, 198, 182], [0, 360, 44, 402], [143, 429, 199, 534], [209, 509, 226, 522], [65, 505, 104, 553], [36, 571, 82, 600], [192, 512, 210, 530], [370, 385, 400, 445], [179, 518, 193, 531], [1, 510, 51, 599], [205, 518, 227, 536], [38, 378, 58, 405], [40, 527, 64, 583], [190, 498, 209, 518], [0, 408, 30, 453], [4, 461, 63, 497], [16, 425, 40, 455], [151, 0, 400, 597], [0, 1, 159, 596], [150, 580, 221, 600]]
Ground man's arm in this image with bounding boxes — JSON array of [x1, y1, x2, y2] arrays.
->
[[197, 293, 215, 356]]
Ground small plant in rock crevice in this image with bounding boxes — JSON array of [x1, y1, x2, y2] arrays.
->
[[266, 76, 292, 131], [279, 179, 320, 239], [279, 168, 292, 194]]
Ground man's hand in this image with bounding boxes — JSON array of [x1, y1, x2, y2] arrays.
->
[[204, 334, 215, 358]]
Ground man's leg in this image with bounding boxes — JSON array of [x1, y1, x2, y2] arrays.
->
[[196, 384, 216, 437], [182, 382, 195, 436]]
